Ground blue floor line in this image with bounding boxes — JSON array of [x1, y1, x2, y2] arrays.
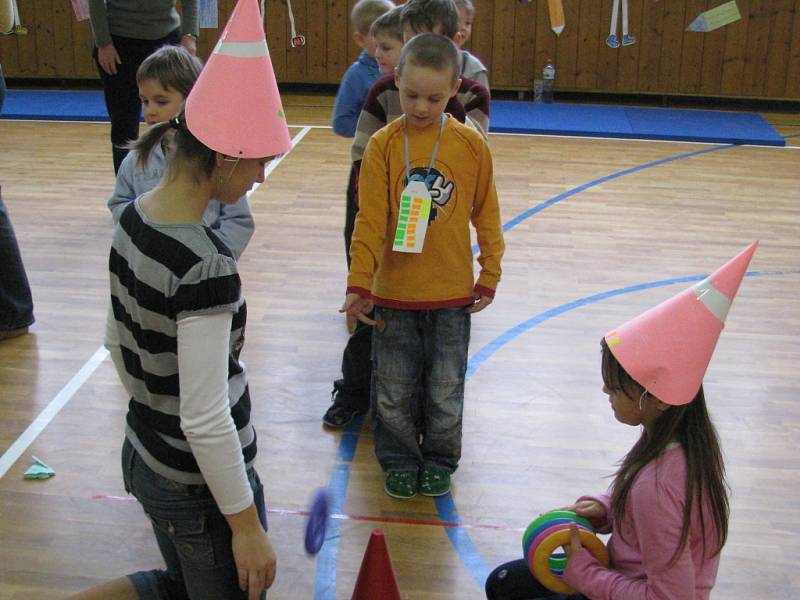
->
[[472, 143, 734, 255], [314, 415, 363, 598]]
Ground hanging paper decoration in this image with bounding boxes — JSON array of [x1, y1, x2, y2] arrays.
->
[[200, 0, 218, 28], [70, 0, 89, 22], [286, 0, 305, 46], [547, 0, 565, 35], [1, 0, 25, 34], [687, 1, 741, 32], [607, 0, 635, 47]]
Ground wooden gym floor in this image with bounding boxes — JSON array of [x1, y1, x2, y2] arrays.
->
[[0, 98, 799, 599]]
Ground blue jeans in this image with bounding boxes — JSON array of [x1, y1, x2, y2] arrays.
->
[[121, 439, 268, 600], [371, 306, 470, 473], [0, 187, 35, 332]]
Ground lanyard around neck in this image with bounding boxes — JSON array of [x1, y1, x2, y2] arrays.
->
[[403, 113, 446, 184]]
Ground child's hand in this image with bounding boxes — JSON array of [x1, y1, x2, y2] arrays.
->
[[563, 499, 606, 521], [564, 522, 583, 558], [465, 293, 492, 314], [340, 293, 375, 325]]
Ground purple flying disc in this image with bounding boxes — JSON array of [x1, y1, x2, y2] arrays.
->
[[304, 487, 330, 554]]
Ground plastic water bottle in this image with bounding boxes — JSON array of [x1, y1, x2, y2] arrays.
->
[[542, 60, 555, 104]]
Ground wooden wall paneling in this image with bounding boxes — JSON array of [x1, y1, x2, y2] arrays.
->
[[490, 0, 515, 87], [763, 0, 796, 98], [595, 0, 619, 91], [720, 0, 749, 95], [71, 13, 95, 78], [698, 9, 726, 96], [326, 0, 349, 81], [469, 0, 494, 78], [574, 0, 600, 90], [34, 0, 57, 77], [0, 30, 21, 74], [615, 0, 642, 92], [786, 0, 800, 98], [511, 0, 537, 90], [741, 0, 771, 97], [306, 0, 328, 82], [14, 0, 37, 75], [679, 0, 707, 94], [534, 0, 558, 88], [266, 0, 288, 80], [346, 0, 359, 65], [1, 0, 799, 98], [53, 0, 75, 77], [659, 0, 686, 93], [637, 0, 664, 92], [554, 0, 579, 88], [284, 0, 308, 80]]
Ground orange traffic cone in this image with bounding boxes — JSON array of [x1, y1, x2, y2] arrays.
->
[[351, 528, 402, 600]]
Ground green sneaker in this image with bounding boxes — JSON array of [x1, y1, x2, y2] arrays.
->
[[419, 465, 451, 496], [384, 470, 418, 499]]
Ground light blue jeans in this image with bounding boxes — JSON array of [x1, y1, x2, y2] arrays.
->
[[121, 439, 267, 600], [371, 306, 471, 474]]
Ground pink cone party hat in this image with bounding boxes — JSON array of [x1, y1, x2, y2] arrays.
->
[[185, 0, 292, 158], [605, 241, 758, 406]]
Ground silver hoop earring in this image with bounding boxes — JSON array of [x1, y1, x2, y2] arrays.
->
[[638, 389, 648, 412]]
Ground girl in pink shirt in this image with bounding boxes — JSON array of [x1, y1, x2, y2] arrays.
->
[[485, 243, 758, 600]]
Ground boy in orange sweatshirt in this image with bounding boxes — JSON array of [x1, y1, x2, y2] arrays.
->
[[343, 33, 504, 499]]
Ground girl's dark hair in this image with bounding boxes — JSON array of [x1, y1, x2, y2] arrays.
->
[[397, 33, 460, 85], [132, 109, 217, 181], [136, 45, 204, 98], [400, 0, 460, 40], [601, 337, 729, 564]]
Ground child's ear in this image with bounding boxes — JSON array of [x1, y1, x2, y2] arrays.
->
[[214, 152, 225, 168], [352, 31, 365, 47], [452, 31, 464, 47], [394, 67, 401, 87], [450, 77, 462, 97]]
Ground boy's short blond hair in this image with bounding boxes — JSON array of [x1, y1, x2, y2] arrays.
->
[[370, 5, 404, 41], [397, 32, 460, 84], [400, 0, 459, 40], [351, 0, 395, 35]]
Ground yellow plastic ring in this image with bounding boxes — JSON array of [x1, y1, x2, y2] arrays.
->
[[530, 528, 609, 594]]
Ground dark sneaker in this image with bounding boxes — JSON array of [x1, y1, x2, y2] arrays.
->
[[322, 404, 362, 428], [419, 465, 451, 496], [384, 470, 418, 499]]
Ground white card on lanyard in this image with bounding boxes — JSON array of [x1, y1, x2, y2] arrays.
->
[[393, 180, 432, 253]]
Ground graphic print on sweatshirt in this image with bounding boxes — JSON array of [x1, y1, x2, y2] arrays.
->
[[406, 166, 455, 225]]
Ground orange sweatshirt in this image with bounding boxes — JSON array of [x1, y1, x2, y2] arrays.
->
[[347, 115, 504, 309]]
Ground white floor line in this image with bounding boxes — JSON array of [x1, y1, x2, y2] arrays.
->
[[0, 346, 109, 479], [5, 120, 795, 149], [0, 126, 312, 481]]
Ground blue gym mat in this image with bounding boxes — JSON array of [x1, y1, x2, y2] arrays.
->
[[0, 90, 786, 146], [490, 101, 785, 146]]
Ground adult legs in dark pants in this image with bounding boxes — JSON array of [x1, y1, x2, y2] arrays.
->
[[93, 30, 181, 173], [0, 69, 35, 340], [0, 188, 34, 340]]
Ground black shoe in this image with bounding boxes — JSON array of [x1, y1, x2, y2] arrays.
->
[[322, 404, 362, 428]]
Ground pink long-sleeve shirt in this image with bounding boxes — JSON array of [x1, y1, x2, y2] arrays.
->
[[563, 445, 721, 599]]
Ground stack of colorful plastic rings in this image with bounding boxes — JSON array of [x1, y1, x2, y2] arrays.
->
[[521, 510, 609, 594]]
